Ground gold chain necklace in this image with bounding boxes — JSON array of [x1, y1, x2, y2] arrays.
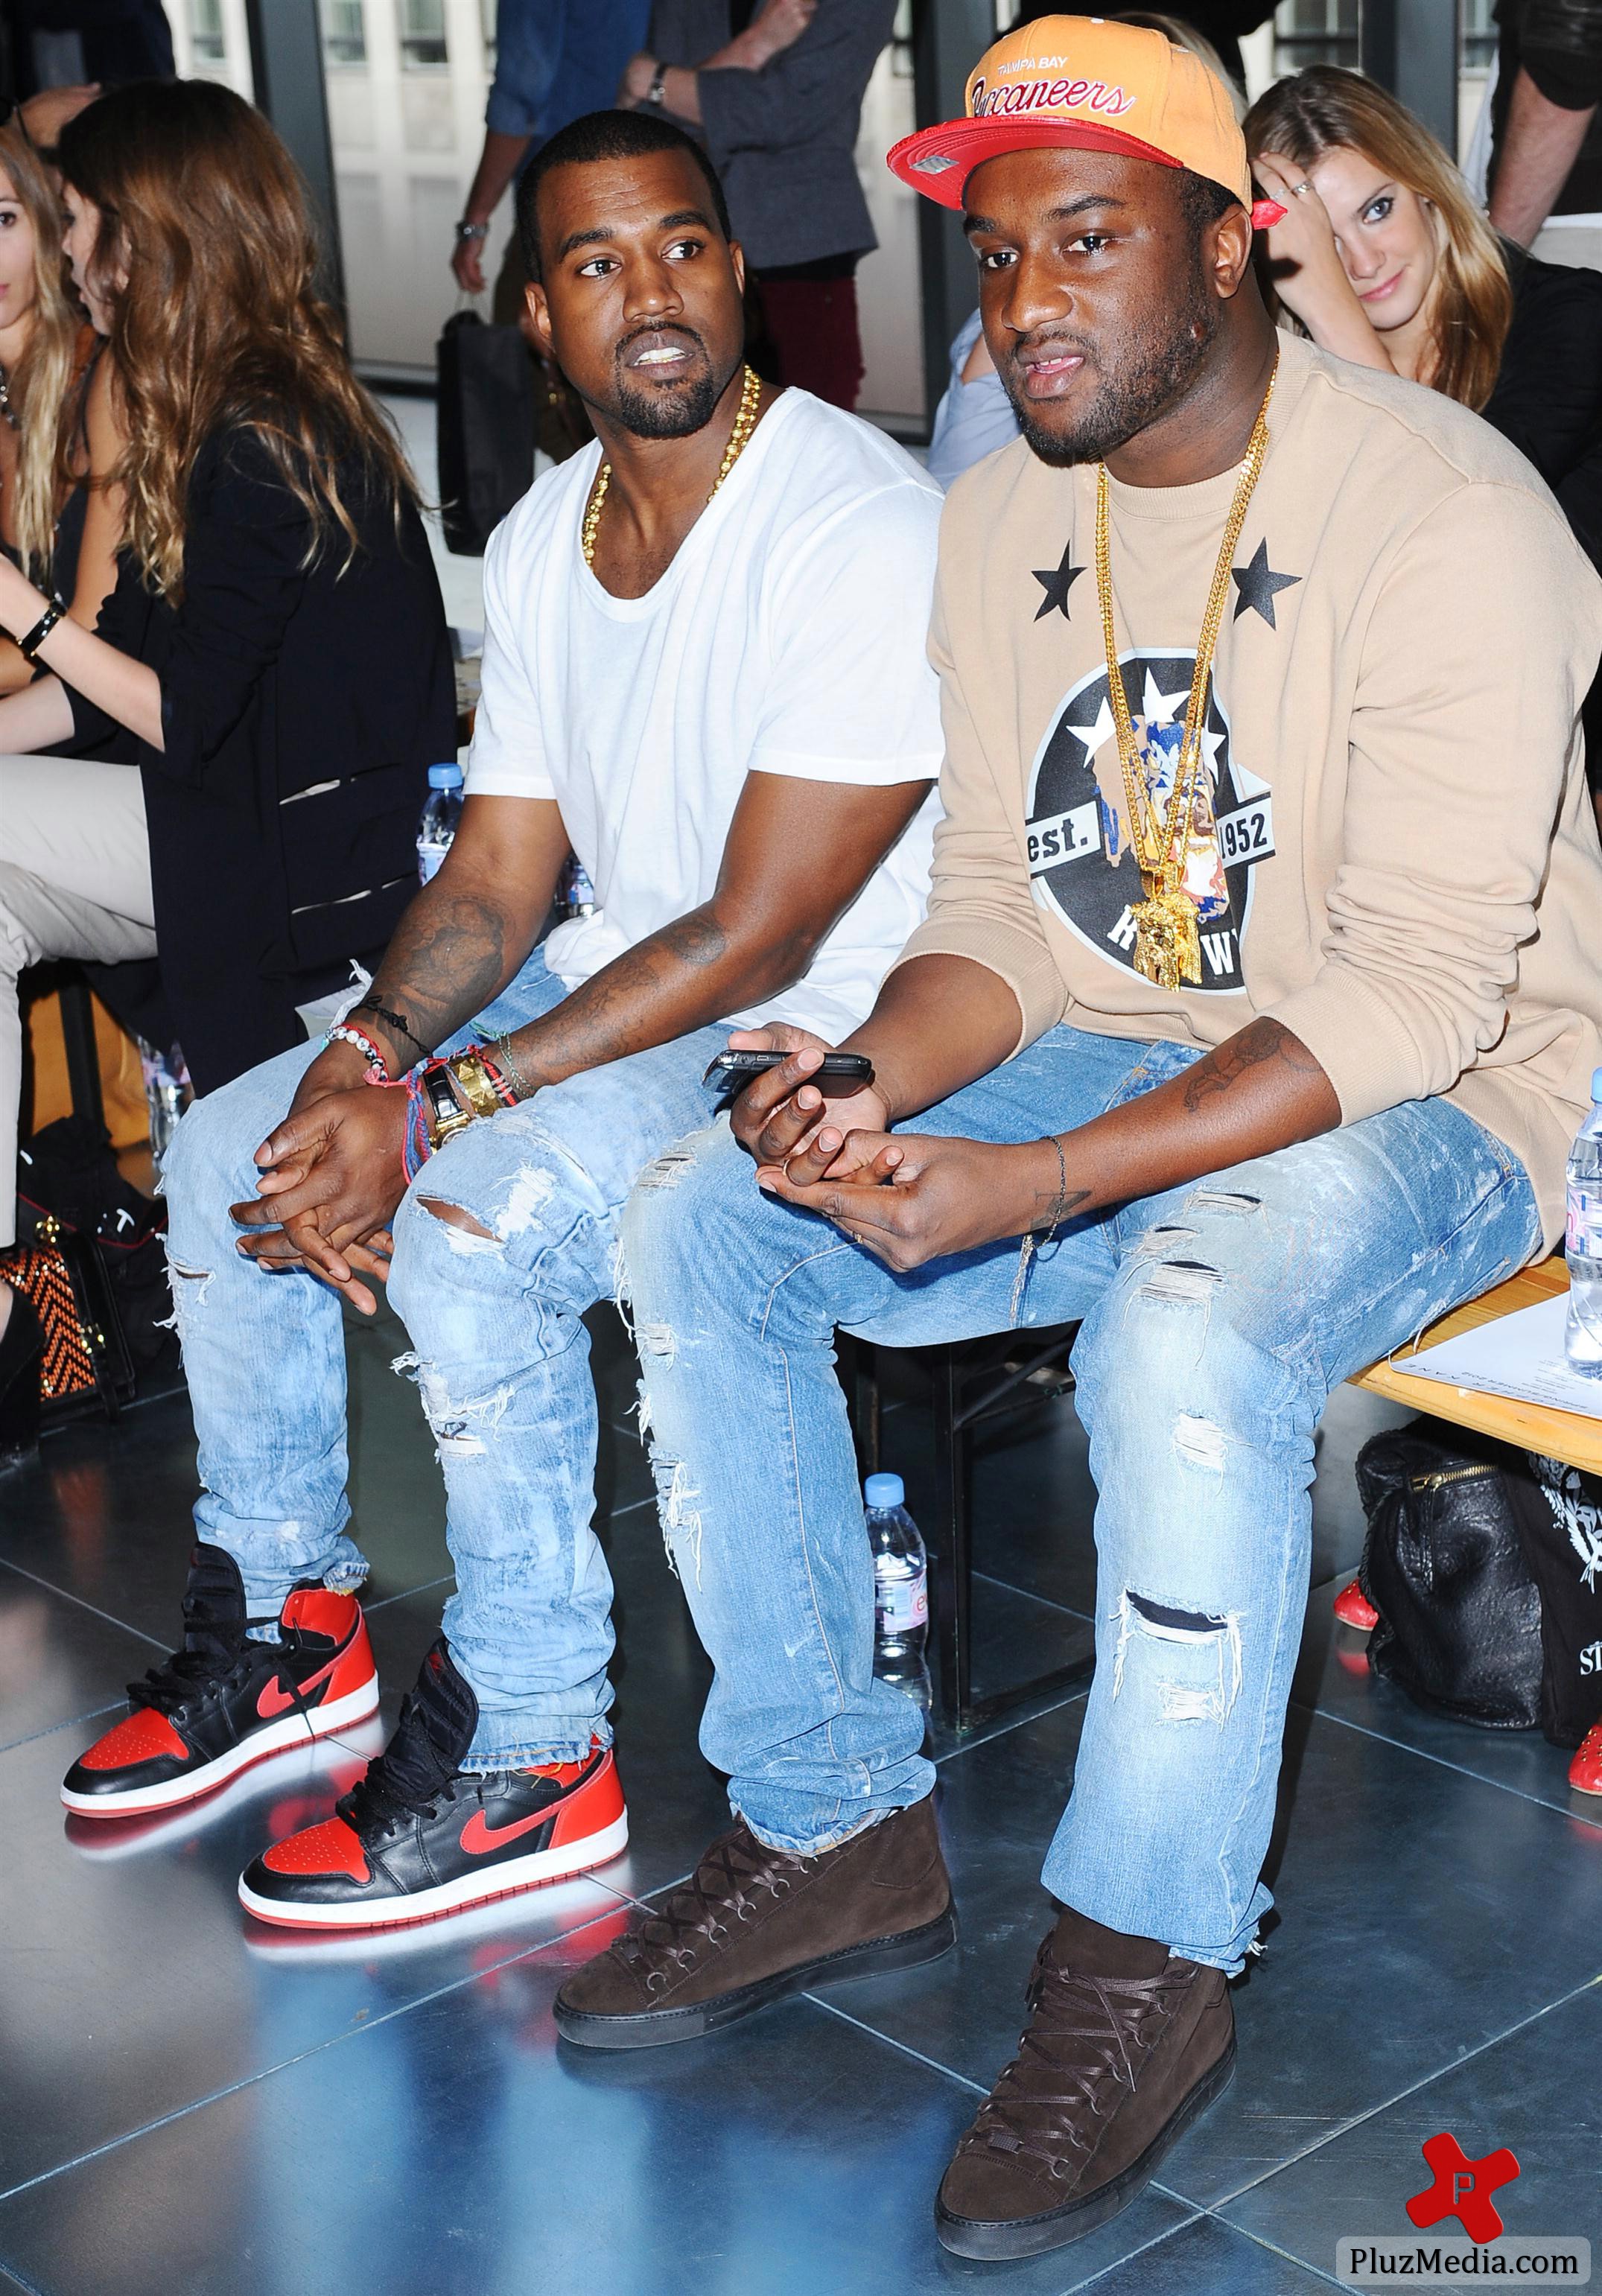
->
[[1093, 352, 1277, 992], [581, 362, 763, 570]]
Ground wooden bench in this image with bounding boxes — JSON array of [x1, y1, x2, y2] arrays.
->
[[1351, 1256, 1602, 1475]]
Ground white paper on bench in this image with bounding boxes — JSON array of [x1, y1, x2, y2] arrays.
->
[[1397, 1294, 1602, 1422]]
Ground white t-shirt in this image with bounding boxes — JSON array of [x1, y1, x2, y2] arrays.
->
[[465, 388, 944, 1040]]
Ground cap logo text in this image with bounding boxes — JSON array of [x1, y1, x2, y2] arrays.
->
[[968, 75, 1137, 120]]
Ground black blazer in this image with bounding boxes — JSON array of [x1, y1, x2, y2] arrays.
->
[[65, 424, 455, 1092]]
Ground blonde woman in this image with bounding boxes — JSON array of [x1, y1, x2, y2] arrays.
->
[[1247, 64, 1602, 503], [1245, 68, 1522, 404], [0, 121, 124, 695], [0, 80, 453, 1450]]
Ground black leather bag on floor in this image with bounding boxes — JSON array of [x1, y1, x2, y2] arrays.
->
[[1355, 1422, 1602, 1745], [1355, 1425, 1545, 1731], [436, 311, 535, 556], [1501, 1455, 1602, 1748]]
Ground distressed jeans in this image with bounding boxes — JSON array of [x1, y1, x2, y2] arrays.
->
[[620, 1026, 1542, 1971], [162, 950, 728, 1769]]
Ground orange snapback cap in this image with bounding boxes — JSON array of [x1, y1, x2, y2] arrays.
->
[[888, 14, 1282, 227]]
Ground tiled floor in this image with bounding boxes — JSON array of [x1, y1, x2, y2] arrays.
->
[[0, 1307, 1597, 2296]]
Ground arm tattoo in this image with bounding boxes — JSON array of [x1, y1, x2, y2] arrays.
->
[[369, 890, 514, 1057], [495, 903, 815, 1095], [1181, 1018, 1323, 1115]]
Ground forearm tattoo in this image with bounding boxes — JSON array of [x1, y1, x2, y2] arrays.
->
[[368, 890, 514, 1060], [496, 907, 742, 1092], [1180, 1018, 1323, 1114]]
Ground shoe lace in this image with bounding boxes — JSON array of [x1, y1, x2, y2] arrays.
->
[[612, 1825, 811, 1991], [963, 1944, 1187, 2180], [127, 1583, 277, 1718], [337, 1684, 460, 1839]]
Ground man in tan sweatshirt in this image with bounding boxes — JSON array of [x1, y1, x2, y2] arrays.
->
[[553, 16, 1602, 2262]]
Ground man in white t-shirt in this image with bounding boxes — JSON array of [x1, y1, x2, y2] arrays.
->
[[61, 111, 944, 1936]]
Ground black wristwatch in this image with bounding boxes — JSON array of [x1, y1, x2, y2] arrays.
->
[[645, 64, 668, 108]]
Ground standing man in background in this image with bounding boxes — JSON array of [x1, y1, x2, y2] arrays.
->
[[622, 0, 895, 408], [1490, 0, 1602, 270], [452, 0, 651, 321]]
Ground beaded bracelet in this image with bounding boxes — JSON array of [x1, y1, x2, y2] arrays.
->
[[325, 1022, 392, 1081]]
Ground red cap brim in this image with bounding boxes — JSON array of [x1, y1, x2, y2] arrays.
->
[[889, 115, 1186, 210]]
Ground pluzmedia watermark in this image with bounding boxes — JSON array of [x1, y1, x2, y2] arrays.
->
[[1337, 2238, 1591, 2286]]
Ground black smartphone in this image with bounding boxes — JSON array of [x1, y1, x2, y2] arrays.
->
[[702, 1049, 874, 1088]]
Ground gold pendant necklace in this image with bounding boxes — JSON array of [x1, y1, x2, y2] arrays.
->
[[581, 362, 763, 570], [1093, 353, 1278, 992]]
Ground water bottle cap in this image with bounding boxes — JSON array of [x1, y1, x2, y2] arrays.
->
[[427, 762, 463, 789], [1592, 1065, 1602, 1104], [865, 1472, 904, 1508]]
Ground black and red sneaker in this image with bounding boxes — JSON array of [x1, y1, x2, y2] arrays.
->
[[238, 1638, 628, 1930], [62, 1542, 379, 1818]]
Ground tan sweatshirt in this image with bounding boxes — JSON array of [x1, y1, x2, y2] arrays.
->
[[900, 333, 1602, 1247]]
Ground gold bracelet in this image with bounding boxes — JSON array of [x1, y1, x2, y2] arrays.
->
[[445, 1049, 503, 1122]]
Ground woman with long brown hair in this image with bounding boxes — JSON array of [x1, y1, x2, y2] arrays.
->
[[0, 118, 124, 693], [1245, 66, 1602, 532], [0, 80, 454, 1447]]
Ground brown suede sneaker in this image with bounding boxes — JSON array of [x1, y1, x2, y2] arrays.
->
[[553, 1796, 955, 2049], [935, 1907, 1236, 2260]]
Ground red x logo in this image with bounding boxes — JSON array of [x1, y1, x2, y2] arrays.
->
[[1405, 2132, 1521, 2245]]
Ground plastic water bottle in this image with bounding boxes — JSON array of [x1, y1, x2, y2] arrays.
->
[[139, 1038, 191, 1160], [558, 853, 597, 920], [1566, 1066, 1602, 1376], [417, 762, 464, 883], [865, 1472, 931, 1708]]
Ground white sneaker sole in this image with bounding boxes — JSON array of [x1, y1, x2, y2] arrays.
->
[[238, 1810, 630, 1930], [61, 1676, 382, 1818]]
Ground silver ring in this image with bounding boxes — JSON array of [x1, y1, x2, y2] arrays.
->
[[1291, 179, 1313, 197]]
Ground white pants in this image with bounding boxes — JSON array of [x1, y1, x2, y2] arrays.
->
[[0, 754, 156, 1245], [1531, 217, 1602, 273]]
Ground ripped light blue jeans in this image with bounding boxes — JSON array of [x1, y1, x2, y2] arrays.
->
[[162, 950, 728, 1769], [619, 1027, 1542, 1972]]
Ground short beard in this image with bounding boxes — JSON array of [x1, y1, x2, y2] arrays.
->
[[1003, 259, 1220, 465], [610, 365, 723, 440], [591, 329, 736, 442]]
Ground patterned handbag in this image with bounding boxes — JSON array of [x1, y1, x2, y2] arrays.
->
[[4, 1224, 135, 1421], [12, 1115, 174, 1427]]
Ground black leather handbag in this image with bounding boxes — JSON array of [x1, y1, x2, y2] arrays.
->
[[1355, 1422, 1602, 1745], [436, 311, 535, 556], [1355, 1425, 1545, 1731]]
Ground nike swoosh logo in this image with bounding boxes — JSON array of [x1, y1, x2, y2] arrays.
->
[[257, 1649, 343, 1721], [460, 1805, 556, 1857]]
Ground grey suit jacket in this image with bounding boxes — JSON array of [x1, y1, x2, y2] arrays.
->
[[648, 0, 894, 267]]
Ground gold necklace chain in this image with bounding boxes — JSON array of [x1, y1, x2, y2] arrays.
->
[[1093, 351, 1278, 991], [581, 362, 763, 570]]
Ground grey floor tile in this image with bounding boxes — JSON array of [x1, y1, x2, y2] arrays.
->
[[1221, 1979, 1602, 2266], [1292, 1572, 1598, 1828], [1062, 2212, 1335, 2294], [0, 1927, 1195, 2296], [830, 1695, 1602, 2211], [0, 1565, 159, 1755], [0, 1720, 622, 2196]]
